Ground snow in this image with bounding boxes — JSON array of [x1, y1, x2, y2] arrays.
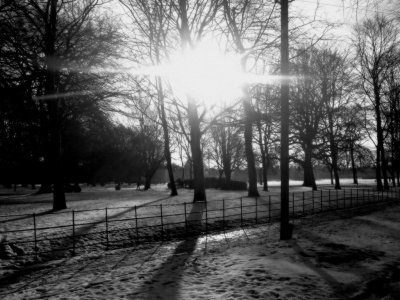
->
[[1, 201, 400, 299]]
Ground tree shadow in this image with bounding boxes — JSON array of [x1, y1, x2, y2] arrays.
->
[[49, 195, 173, 254], [129, 202, 206, 300], [0, 196, 174, 287], [291, 227, 390, 298], [0, 209, 53, 224]]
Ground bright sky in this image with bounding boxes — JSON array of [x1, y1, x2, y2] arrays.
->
[[290, 0, 398, 44]]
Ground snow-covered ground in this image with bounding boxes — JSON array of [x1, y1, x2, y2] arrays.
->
[[1, 180, 392, 262], [1, 201, 400, 299]]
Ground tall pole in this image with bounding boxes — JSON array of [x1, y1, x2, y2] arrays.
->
[[279, 0, 291, 240]]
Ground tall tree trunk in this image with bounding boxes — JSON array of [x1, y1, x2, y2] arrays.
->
[[157, 78, 177, 196], [328, 114, 341, 189], [49, 99, 66, 210], [262, 158, 269, 191], [374, 88, 385, 191], [380, 145, 389, 190], [223, 162, 232, 183], [350, 144, 358, 185], [328, 166, 334, 185], [187, 98, 206, 202], [221, 128, 232, 184], [243, 99, 259, 197], [303, 144, 317, 190], [45, 0, 66, 211], [256, 115, 268, 191]]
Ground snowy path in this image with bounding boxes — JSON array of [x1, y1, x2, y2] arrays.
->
[[1, 203, 400, 299]]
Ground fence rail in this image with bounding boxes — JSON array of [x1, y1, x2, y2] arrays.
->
[[0, 187, 399, 260]]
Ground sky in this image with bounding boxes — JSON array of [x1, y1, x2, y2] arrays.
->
[[108, 0, 398, 153], [291, 0, 398, 44]]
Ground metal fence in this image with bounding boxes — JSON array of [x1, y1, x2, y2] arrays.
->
[[0, 187, 399, 260]]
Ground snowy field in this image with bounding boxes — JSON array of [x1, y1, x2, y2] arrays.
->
[[0, 178, 390, 262], [1, 202, 400, 299]]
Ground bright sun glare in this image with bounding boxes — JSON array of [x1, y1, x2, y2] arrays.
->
[[158, 42, 245, 105]]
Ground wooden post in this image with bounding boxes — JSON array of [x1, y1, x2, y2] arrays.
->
[[72, 210, 75, 255], [33, 213, 37, 260], [328, 190, 331, 210], [134, 206, 139, 241], [269, 195, 271, 222], [205, 200, 208, 234], [350, 189, 353, 207], [105, 207, 109, 250], [255, 197, 258, 224], [292, 193, 295, 217], [320, 190, 323, 212], [336, 189, 339, 209], [240, 197, 243, 227], [344, 189, 346, 208], [160, 204, 164, 239], [184, 202, 188, 235], [223, 199, 225, 230], [312, 191, 314, 214], [279, 0, 291, 240]]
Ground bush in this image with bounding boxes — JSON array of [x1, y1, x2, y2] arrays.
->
[[221, 180, 247, 190], [180, 177, 247, 191], [182, 179, 194, 189], [204, 177, 224, 188]]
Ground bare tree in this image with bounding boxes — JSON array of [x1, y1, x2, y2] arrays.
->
[[353, 14, 399, 190], [171, 0, 221, 202], [120, 0, 178, 196], [1, 0, 122, 210], [206, 112, 245, 183], [222, 0, 279, 197], [290, 47, 327, 190], [316, 48, 353, 189], [253, 85, 280, 191]]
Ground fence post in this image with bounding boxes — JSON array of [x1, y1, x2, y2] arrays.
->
[[328, 190, 331, 210], [105, 208, 109, 251], [184, 202, 187, 235], [72, 210, 75, 255], [302, 192, 305, 215], [362, 189, 365, 204], [223, 199, 225, 230], [344, 189, 346, 208], [160, 204, 164, 239], [350, 189, 353, 207], [336, 189, 339, 209], [356, 189, 359, 206], [292, 193, 295, 217], [312, 191, 314, 214], [320, 190, 323, 212], [255, 197, 258, 224], [134, 206, 139, 241], [33, 213, 37, 261], [205, 200, 208, 234], [268, 195, 271, 222], [240, 197, 243, 227]]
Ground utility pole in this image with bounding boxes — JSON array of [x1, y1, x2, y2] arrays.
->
[[278, 0, 291, 239]]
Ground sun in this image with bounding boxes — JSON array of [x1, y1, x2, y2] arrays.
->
[[159, 41, 245, 106]]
